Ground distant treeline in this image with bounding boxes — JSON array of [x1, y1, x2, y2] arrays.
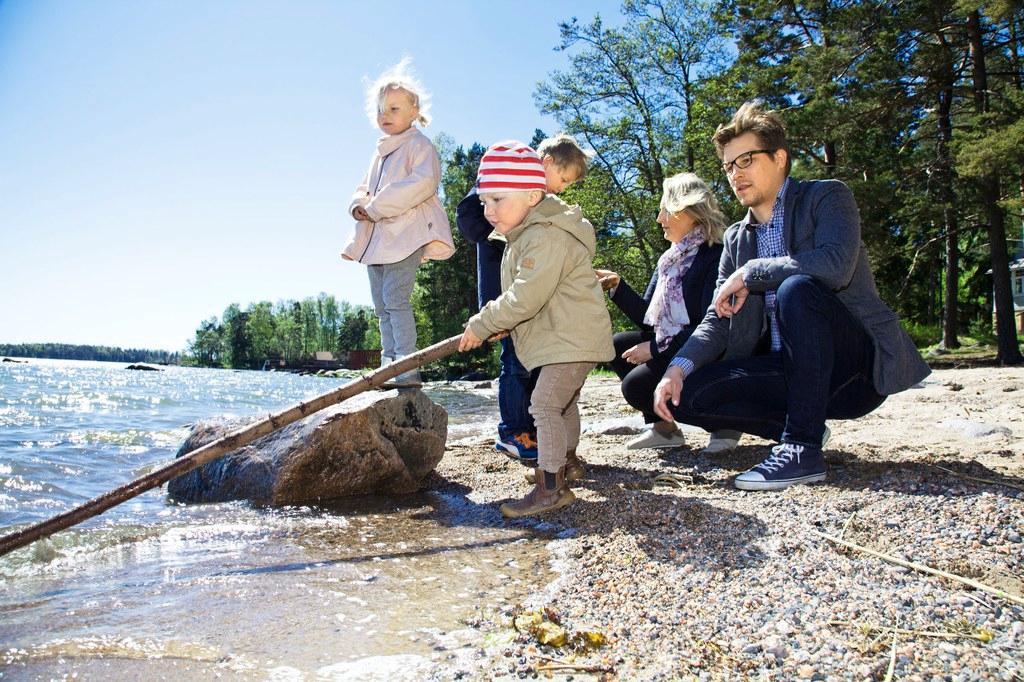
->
[[0, 343, 181, 364], [185, 291, 495, 377], [185, 294, 381, 370]]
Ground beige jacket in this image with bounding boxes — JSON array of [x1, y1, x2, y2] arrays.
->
[[342, 127, 455, 264], [468, 195, 614, 371]]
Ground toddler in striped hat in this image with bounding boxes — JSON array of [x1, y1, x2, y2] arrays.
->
[[456, 136, 591, 469], [472, 141, 548, 233], [458, 140, 614, 519]]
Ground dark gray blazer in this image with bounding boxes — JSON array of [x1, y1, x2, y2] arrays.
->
[[678, 178, 930, 395]]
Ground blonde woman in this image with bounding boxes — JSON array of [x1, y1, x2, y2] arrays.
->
[[596, 172, 738, 452]]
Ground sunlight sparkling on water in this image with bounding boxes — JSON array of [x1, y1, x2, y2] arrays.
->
[[0, 358, 546, 678]]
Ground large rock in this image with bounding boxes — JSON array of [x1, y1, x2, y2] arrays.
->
[[167, 390, 447, 505]]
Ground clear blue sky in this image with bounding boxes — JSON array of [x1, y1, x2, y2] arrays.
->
[[0, 1, 622, 352]]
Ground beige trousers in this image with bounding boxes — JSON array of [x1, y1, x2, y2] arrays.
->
[[529, 362, 596, 473]]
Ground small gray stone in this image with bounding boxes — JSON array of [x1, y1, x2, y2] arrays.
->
[[599, 424, 643, 435], [940, 419, 1013, 439]]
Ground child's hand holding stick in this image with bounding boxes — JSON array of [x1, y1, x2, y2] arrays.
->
[[458, 326, 508, 352]]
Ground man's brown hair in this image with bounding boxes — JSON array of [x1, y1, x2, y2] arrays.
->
[[712, 101, 791, 175]]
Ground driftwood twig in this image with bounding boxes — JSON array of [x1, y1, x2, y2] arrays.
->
[[535, 655, 613, 674], [829, 620, 994, 643], [812, 530, 1024, 607], [840, 510, 858, 539], [932, 464, 1024, 493], [883, 614, 899, 682]]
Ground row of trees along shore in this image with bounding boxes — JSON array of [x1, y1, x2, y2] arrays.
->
[[188, 1, 1024, 370], [185, 296, 380, 369], [0, 344, 180, 365]]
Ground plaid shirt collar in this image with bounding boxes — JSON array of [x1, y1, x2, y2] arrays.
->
[[744, 177, 790, 230]]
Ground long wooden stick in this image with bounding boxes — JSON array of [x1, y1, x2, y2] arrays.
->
[[812, 530, 1024, 607], [0, 335, 464, 557]]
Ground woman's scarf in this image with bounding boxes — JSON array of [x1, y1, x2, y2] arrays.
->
[[643, 231, 705, 352]]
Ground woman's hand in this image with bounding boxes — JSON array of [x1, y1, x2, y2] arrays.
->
[[622, 342, 654, 365], [352, 206, 372, 222], [594, 268, 620, 292], [653, 365, 684, 422]]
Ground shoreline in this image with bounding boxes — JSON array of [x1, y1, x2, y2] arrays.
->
[[430, 367, 1024, 680]]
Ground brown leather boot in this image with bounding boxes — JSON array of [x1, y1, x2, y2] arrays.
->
[[564, 449, 586, 481], [501, 467, 575, 518], [524, 449, 586, 484]]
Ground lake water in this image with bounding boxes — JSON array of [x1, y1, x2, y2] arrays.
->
[[0, 359, 552, 680]]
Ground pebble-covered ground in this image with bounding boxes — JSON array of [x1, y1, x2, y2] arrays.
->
[[429, 367, 1024, 680]]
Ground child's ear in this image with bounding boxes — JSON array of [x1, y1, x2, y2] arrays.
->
[[529, 189, 546, 206]]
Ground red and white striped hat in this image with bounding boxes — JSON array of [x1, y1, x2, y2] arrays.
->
[[476, 140, 547, 194]]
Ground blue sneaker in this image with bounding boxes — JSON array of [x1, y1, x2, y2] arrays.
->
[[734, 442, 826, 491], [495, 432, 538, 466]]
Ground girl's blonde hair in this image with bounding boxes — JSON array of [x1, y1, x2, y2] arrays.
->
[[661, 172, 727, 244], [364, 57, 432, 127]]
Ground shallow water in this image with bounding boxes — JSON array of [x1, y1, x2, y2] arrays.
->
[[0, 359, 550, 679]]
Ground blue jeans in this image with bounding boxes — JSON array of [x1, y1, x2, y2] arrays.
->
[[671, 275, 885, 447], [478, 241, 536, 439], [498, 336, 537, 440]]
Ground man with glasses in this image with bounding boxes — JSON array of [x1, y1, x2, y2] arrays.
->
[[653, 101, 929, 491]]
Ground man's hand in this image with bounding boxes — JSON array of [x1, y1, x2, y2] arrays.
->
[[352, 206, 371, 222], [714, 267, 749, 318], [594, 268, 620, 292], [622, 341, 653, 365], [653, 365, 684, 422]]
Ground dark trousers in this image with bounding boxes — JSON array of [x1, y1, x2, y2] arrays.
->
[[671, 275, 886, 447], [610, 330, 685, 424], [478, 240, 536, 438]]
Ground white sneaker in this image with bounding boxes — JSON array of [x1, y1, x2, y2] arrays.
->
[[389, 369, 422, 388], [626, 428, 686, 450], [701, 426, 830, 454], [701, 432, 741, 454], [380, 355, 422, 389]]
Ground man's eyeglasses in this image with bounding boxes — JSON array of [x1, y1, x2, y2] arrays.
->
[[722, 149, 776, 175]]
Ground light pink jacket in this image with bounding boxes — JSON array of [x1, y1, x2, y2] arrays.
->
[[342, 127, 455, 265]]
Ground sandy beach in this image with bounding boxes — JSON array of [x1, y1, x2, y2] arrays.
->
[[431, 366, 1024, 680]]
